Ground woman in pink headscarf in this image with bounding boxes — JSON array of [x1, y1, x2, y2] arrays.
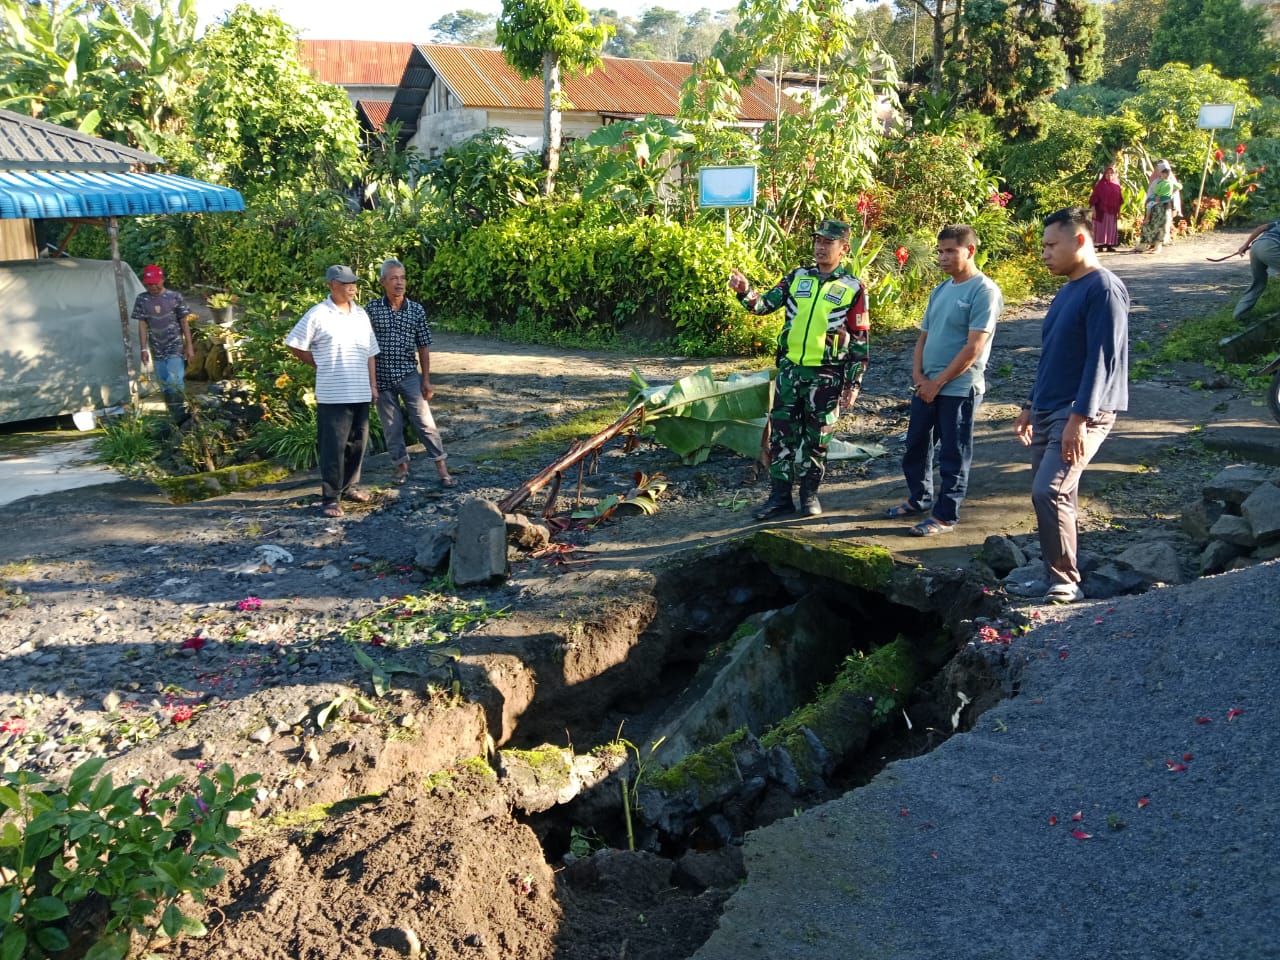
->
[[1089, 166, 1123, 252]]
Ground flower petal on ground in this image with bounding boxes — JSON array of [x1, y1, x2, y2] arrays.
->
[[1227, 708, 1245, 721], [1071, 829, 1093, 840], [1137, 797, 1151, 808]]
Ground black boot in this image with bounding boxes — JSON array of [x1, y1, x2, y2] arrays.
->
[[754, 480, 796, 521], [798, 476, 822, 516]]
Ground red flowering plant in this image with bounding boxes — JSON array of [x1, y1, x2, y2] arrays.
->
[[1201, 140, 1262, 227]]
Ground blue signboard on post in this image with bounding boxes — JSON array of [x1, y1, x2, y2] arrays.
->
[[699, 165, 757, 207]]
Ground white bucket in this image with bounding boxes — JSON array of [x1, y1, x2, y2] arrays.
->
[[72, 410, 96, 431]]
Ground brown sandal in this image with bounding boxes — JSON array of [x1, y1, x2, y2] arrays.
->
[[345, 489, 372, 504], [322, 502, 344, 518]]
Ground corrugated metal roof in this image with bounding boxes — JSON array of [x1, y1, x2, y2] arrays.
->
[[417, 45, 796, 121], [0, 109, 161, 172], [357, 100, 392, 131], [0, 171, 245, 219], [299, 40, 416, 86]]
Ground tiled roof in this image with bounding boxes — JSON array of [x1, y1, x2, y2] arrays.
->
[[0, 109, 161, 171], [299, 40, 416, 86], [415, 45, 797, 121], [357, 100, 392, 131]]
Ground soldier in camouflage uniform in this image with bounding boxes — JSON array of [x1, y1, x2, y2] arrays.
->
[[729, 219, 869, 520]]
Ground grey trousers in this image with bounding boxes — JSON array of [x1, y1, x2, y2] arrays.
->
[[1234, 234, 1280, 320], [1029, 408, 1116, 587], [375, 371, 446, 466]]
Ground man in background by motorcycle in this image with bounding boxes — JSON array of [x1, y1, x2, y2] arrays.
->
[[1231, 218, 1280, 320]]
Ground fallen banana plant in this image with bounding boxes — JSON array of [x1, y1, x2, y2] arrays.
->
[[499, 367, 881, 516], [571, 471, 670, 524]]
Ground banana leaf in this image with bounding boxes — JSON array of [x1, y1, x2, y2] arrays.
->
[[629, 367, 772, 465], [628, 367, 885, 465]]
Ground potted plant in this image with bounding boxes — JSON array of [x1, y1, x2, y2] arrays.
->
[[207, 292, 237, 325]]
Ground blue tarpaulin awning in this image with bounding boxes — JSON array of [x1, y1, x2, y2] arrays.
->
[[0, 170, 244, 219]]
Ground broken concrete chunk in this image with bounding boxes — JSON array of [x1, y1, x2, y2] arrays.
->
[[450, 499, 508, 586]]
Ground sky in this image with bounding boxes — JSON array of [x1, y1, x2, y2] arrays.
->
[[195, 0, 725, 42]]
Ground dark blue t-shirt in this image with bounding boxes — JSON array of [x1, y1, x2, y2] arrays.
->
[[1029, 267, 1129, 417]]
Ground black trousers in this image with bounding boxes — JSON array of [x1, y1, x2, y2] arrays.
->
[[316, 402, 369, 502]]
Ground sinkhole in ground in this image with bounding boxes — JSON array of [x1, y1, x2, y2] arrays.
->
[[500, 529, 1022, 872]]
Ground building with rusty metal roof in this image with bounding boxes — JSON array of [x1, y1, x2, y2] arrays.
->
[[298, 40, 416, 106], [384, 44, 799, 158]]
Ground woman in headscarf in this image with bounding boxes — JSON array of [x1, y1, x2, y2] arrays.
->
[[1139, 160, 1181, 254], [1089, 166, 1123, 252]]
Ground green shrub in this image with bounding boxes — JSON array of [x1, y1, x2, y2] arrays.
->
[[0, 758, 259, 960], [422, 203, 774, 356], [96, 412, 162, 469], [252, 403, 319, 470]]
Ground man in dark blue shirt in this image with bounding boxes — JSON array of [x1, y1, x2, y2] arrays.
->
[[1015, 207, 1129, 603]]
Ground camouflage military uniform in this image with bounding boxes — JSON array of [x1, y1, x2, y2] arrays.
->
[[739, 264, 869, 485]]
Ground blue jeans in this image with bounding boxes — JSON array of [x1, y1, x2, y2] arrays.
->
[[375, 372, 446, 466], [152, 355, 186, 415], [900, 388, 981, 525]]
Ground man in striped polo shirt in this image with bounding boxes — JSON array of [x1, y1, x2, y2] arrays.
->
[[286, 265, 381, 518]]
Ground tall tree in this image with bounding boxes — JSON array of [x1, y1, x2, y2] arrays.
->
[[1054, 0, 1103, 86], [496, 0, 612, 195], [1099, 0, 1166, 89], [632, 6, 684, 60], [1149, 0, 1276, 91], [190, 4, 361, 195], [430, 9, 498, 45], [895, 0, 957, 92], [951, 0, 1067, 133]]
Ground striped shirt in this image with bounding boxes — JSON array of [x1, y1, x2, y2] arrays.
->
[[285, 298, 380, 404]]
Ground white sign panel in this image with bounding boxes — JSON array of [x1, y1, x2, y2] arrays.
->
[[1198, 104, 1237, 130], [699, 166, 757, 207]]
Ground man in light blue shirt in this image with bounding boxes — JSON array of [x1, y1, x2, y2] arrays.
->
[[886, 224, 1003, 536]]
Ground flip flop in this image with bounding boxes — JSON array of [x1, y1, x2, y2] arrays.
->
[[322, 503, 343, 518], [394, 469, 408, 486], [345, 489, 372, 504], [909, 517, 954, 537], [885, 500, 930, 519], [440, 476, 458, 488]]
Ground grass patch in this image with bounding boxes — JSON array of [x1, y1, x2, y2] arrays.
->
[[1157, 285, 1280, 387], [491, 398, 633, 463]]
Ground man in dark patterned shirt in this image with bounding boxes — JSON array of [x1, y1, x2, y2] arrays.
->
[[729, 219, 869, 520], [366, 259, 455, 487], [131, 263, 194, 421]]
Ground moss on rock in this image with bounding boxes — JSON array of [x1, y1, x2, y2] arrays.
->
[[648, 728, 747, 805], [750, 530, 894, 591], [155, 460, 289, 504], [762, 636, 923, 790]]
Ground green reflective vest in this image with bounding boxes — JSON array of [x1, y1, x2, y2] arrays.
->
[[784, 272, 861, 366]]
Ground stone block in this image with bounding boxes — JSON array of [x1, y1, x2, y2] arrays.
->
[[1203, 465, 1273, 506], [1241, 482, 1280, 546], [1180, 498, 1225, 543], [414, 520, 456, 572], [1208, 513, 1258, 549], [504, 513, 551, 552], [981, 535, 1026, 578], [1116, 541, 1187, 585], [1199, 540, 1243, 576], [450, 498, 508, 586]]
